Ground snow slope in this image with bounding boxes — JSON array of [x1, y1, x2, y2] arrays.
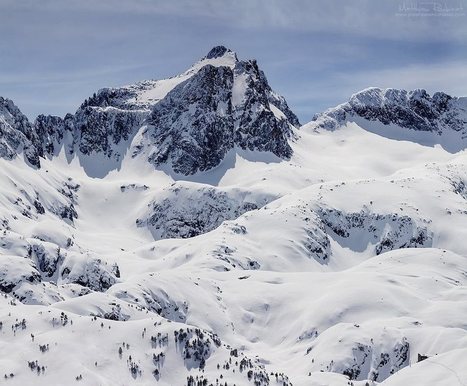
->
[[0, 47, 466, 386]]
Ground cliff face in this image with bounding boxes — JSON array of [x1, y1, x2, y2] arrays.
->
[[312, 87, 467, 134], [0, 97, 41, 167], [0, 48, 467, 386], [0, 46, 299, 176], [140, 56, 297, 175]]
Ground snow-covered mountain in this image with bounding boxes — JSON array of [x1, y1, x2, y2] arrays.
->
[[2, 46, 299, 177], [0, 47, 466, 386], [310, 87, 467, 152], [0, 97, 42, 167]]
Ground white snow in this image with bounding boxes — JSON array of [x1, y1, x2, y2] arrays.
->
[[1, 75, 466, 384], [123, 48, 238, 109]]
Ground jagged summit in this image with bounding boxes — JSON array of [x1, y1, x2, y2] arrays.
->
[[347, 87, 458, 118], [308, 87, 467, 152], [135, 50, 300, 174], [1, 52, 467, 386], [77, 46, 240, 113], [0, 47, 299, 176], [187, 45, 239, 75], [0, 97, 41, 167], [204, 45, 236, 60], [312, 87, 467, 131]]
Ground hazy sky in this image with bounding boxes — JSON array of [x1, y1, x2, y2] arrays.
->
[[1, 0, 466, 123]]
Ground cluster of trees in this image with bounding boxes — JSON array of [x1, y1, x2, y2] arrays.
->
[[127, 355, 142, 379], [175, 328, 217, 369], [150, 332, 169, 348], [27, 360, 46, 375]]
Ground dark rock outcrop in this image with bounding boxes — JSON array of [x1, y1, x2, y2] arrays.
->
[[312, 87, 467, 136], [34, 113, 74, 156], [138, 48, 299, 175], [137, 182, 272, 239], [0, 46, 299, 175], [142, 64, 235, 175], [0, 97, 41, 167]]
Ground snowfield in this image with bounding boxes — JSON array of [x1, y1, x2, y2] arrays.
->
[[0, 47, 466, 385]]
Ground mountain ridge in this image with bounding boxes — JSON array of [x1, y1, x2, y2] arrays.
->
[[1, 46, 301, 175], [307, 86, 467, 152], [2, 82, 466, 176], [0, 47, 466, 385]]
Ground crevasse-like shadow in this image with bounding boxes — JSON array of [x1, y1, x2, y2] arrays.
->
[[349, 116, 467, 154], [158, 147, 283, 186]]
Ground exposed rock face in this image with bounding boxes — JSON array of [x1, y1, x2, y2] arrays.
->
[[58, 85, 150, 163], [137, 47, 299, 175], [232, 59, 297, 155], [312, 87, 467, 135], [60, 257, 119, 292], [141, 65, 235, 175], [0, 46, 300, 176], [73, 106, 146, 160], [110, 282, 189, 322], [0, 231, 120, 303], [303, 224, 331, 262], [136, 182, 273, 240], [34, 113, 74, 156], [0, 255, 41, 293], [30, 242, 61, 279], [317, 207, 432, 255], [204, 45, 233, 60], [0, 97, 41, 167], [338, 338, 410, 382], [80, 87, 144, 111]]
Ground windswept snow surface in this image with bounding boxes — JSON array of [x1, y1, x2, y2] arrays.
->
[[0, 49, 466, 385], [1, 122, 466, 385]]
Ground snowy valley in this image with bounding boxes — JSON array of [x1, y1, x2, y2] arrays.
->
[[0, 46, 466, 386]]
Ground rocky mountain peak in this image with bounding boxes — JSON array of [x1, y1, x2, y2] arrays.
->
[[186, 45, 239, 75], [309, 87, 467, 151], [0, 47, 300, 176], [0, 97, 41, 167], [134, 52, 300, 175], [204, 45, 236, 60], [347, 87, 456, 119]]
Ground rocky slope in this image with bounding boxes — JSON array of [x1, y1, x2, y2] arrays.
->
[[0, 47, 466, 386], [310, 87, 467, 152], [1, 46, 299, 176], [0, 97, 41, 167], [135, 181, 276, 240]]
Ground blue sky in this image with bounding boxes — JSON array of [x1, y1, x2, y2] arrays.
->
[[1, 0, 466, 123]]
